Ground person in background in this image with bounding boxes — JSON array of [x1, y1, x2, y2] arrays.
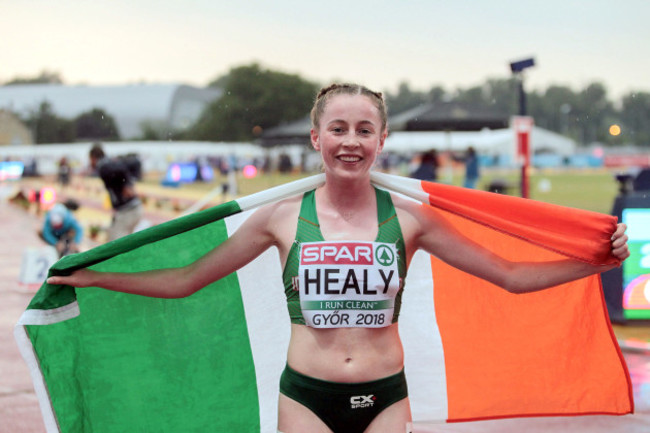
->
[[410, 149, 439, 182], [89, 143, 143, 241], [461, 146, 480, 188], [57, 156, 72, 188], [40, 203, 83, 257]]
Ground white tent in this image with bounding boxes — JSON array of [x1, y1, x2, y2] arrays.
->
[[383, 126, 576, 162]]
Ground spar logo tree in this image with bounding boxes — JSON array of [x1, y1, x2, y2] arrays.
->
[[375, 245, 395, 267]]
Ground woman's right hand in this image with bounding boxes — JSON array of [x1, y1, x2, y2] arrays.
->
[[47, 269, 96, 288]]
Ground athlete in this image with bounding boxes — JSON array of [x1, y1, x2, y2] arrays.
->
[[48, 83, 630, 433]]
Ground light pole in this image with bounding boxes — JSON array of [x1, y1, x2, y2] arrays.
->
[[509, 57, 535, 198], [510, 57, 535, 115]]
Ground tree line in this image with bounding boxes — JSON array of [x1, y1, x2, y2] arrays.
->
[[4, 66, 650, 146], [21, 101, 121, 144], [384, 79, 650, 147]]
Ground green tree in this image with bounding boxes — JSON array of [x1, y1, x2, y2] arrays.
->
[[527, 85, 577, 136], [438, 78, 517, 116], [577, 83, 614, 144], [24, 101, 75, 143], [620, 92, 650, 147], [187, 63, 319, 141], [427, 86, 448, 104], [482, 78, 519, 114], [5, 70, 63, 85], [455, 85, 485, 106], [384, 82, 428, 114], [138, 120, 165, 140], [75, 108, 120, 140]]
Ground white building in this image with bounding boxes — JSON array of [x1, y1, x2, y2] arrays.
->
[[0, 83, 222, 139]]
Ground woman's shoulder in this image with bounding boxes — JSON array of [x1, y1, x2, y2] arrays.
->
[[387, 191, 423, 236], [266, 192, 302, 213], [387, 190, 420, 216], [246, 193, 303, 234], [254, 193, 304, 248], [389, 191, 445, 239], [248, 192, 299, 218]]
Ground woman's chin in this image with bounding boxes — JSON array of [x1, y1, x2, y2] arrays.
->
[[330, 159, 373, 174]]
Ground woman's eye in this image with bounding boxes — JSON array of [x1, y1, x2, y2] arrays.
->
[[358, 129, 372, 135]]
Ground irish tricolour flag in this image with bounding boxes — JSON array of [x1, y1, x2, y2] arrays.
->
[[15, 172, 633, 433]]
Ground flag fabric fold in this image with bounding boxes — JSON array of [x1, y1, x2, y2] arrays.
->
[[15, 172, 633, 433]]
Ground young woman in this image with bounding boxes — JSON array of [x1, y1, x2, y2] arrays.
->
[[48, 83, 630, 433]]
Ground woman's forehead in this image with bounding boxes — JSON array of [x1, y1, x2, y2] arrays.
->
[[322, 94, 381, 120]]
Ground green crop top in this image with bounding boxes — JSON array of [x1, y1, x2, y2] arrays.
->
[[282, 188, 407, 327]]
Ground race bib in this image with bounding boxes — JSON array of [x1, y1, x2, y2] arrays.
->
[[297, 241, 400, 328]]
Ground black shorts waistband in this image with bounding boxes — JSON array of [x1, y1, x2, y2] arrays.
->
[[281, 364, 406, 394]]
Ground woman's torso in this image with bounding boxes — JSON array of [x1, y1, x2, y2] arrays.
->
[[272, 186, 417, 382]]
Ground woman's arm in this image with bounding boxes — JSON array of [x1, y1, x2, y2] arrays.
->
[[409, 203, 629, 294], [41, 218, 59, 246], [46, 205, 280, 298]]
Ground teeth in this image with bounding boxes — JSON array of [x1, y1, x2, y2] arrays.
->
[[339, 156, 361, 162]]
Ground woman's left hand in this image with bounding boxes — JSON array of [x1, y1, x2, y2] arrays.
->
[[611, 223, 630, 261]]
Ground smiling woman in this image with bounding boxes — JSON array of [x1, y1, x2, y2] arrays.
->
[[310, 85, 388, 187]]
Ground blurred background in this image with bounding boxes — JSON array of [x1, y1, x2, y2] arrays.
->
[[3, 0, 650, 266]]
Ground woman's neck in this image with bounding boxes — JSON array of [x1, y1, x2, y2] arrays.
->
[[316, 176, 378, 239], [319, 175, 375, 214]]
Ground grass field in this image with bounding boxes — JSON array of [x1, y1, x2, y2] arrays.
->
[[143, 167, 624, 216], [478, 168, 621, 214]]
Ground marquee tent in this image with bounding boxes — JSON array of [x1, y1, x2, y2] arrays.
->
[[383, 127, 576, 160]]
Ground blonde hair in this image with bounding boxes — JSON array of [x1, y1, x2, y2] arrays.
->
[[310, 83, 388, 132]]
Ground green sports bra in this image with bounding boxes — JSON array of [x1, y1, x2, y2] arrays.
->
[[282, 188, 407, 327]]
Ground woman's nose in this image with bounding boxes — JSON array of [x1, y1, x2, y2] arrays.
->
[[342, 133, 360, 147]]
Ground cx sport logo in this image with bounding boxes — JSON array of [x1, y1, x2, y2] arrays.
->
[[350, 394, 376, 409]]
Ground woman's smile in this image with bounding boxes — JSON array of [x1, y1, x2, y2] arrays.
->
[[338, 154, 363, 163]]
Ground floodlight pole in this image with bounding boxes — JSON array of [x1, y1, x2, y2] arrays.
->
[[515, 74, 530, 198], [509, 57, 535, 198], [517, 78, 527, 116]]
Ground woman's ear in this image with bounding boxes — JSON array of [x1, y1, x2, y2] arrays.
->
[[310, 129, 320, 151]]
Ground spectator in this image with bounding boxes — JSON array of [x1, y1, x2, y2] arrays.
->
[[40, 203, 83, 257], [453, 146, 480, 189], [89, 143, 143, 241], [278, 153, 293, 174], [410, 149, 439, 182], [57, 157, 72, 188]]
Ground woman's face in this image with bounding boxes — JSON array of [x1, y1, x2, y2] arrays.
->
[[311, 94, 387, 180]]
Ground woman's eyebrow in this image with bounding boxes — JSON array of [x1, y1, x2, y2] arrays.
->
[[326, 119, 377, 127]]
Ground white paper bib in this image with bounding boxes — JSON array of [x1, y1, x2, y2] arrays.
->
[[298, 241, 400, 328]]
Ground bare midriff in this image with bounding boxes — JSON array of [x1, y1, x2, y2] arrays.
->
[[286, 322, 404, 383]]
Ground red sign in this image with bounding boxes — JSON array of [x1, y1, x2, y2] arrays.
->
[[604, 155, 650, 167], [512, 116, 535, 199], [512, 116, 534, 165], [301, 242, 373, 265]]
